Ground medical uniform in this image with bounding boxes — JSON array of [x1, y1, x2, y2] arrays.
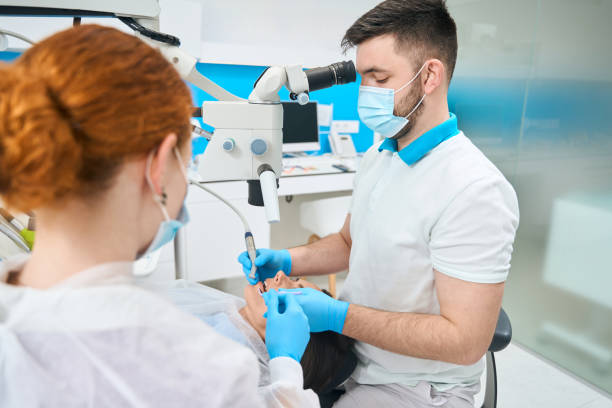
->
[[337, 113, 519, 406], [0, 255, 318, 407]]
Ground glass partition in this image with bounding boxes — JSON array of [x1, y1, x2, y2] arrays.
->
[[448, 0, 612, 394]]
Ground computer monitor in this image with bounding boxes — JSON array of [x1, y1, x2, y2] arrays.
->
[[282, 101, 320, 152]]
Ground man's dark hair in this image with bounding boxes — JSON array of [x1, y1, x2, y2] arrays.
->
[[342, 0, 458, 81]]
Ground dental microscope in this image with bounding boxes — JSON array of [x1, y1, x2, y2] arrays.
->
[[0, 1, 357, 278]]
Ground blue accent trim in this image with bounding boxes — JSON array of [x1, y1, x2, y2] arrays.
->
[[191, 136, 208, 159], [378, 137, 398, 153], [378, 113, 460, 165], [0, 51, 20, 62]]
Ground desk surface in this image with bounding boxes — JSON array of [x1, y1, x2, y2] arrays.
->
[[278, 172, 354, 196], [282, 155, 358, 177]]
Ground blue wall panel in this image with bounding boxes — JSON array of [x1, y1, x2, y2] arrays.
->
[[1, 51, 373, 153], [190, 62, 371, 153]]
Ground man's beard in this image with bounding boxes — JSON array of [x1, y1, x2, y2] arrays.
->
[[391, 82, 425, 141]]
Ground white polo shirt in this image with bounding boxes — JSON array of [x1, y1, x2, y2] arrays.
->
[[340, 113, 519, 390]]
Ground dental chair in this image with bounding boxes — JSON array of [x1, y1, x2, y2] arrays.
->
[[317, 308, 512, 408]]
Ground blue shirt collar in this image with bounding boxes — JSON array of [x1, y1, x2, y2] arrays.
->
[[377, 112, 459, 166]]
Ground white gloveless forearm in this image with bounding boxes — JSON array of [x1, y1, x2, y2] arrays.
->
[[288, 232, 351, 277]]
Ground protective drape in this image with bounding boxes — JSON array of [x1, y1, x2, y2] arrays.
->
[[0, 255, 318, 407]]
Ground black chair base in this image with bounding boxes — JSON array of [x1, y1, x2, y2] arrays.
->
[[482, 351, 498, 408], [483, 307, 512, 408]]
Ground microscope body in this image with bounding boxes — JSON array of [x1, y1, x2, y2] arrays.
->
[[197, 101, 283, 222], [196, 64, 320, 223], [198, 101, 283, 181]]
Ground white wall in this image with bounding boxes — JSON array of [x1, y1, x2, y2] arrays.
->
[[3, 1, 608, 78], [196, 0, 378, 66], [0, 0, 201, 57], [0, 0, 378, 67]]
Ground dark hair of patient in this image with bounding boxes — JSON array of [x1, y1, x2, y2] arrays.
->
[[300, 289, 356, 394]]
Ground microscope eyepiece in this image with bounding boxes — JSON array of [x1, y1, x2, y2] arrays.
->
[[304, 60, 356, 92]]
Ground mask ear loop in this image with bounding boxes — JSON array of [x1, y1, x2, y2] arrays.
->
[[394, 61, 428, 95], [404, 93, 426, 119], [145, 151, 171, 222]]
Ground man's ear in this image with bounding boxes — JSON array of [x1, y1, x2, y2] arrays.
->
[[147, 133, 178, 196], [422, 59, 446, 95]]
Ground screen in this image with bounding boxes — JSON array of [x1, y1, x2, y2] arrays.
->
[[282, 102, 319, 145]]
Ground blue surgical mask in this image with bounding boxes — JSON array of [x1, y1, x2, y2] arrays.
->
[[140, 148, 190, 257], [357, 62, 427, 138]]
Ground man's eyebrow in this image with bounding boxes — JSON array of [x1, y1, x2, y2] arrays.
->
[[358, 67, 390, 75]]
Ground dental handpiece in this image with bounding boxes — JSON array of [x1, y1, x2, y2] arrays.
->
[[245, 232, 257, 281]]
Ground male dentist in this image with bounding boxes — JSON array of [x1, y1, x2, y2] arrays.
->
[[239, 1, 519, 406]]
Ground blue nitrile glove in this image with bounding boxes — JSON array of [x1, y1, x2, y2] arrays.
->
[[237, 248, 292, 285], [282, 288, 350, 333], [263, 289, 310, 362]]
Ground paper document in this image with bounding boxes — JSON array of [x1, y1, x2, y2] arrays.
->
[[317, 103, 333, 127]]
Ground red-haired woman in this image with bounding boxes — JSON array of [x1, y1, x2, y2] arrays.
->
[[0, 25, 316, 407]]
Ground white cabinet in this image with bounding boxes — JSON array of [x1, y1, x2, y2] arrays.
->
[[185, 195, 270, 282]]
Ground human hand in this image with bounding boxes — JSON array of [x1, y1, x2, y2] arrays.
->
[[281, 288, 349, 333], [263, 289, 310, 362], [237, 248, 292, 285]]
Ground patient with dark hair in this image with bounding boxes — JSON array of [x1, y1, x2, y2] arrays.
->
[[242, 272, 356, 400], [160, 271, 355, 406]]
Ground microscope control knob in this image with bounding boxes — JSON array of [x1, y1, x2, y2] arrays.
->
[[222, 138, 235, 152], [250, 139, 268, 156], [296, 92, 310, 105]]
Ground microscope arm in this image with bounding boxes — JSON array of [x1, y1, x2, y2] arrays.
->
[[150, 39, 244, 102]]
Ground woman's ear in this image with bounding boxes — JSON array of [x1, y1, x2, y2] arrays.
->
[[147, 133, 178, 196], [422, 59, 445, 95]]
